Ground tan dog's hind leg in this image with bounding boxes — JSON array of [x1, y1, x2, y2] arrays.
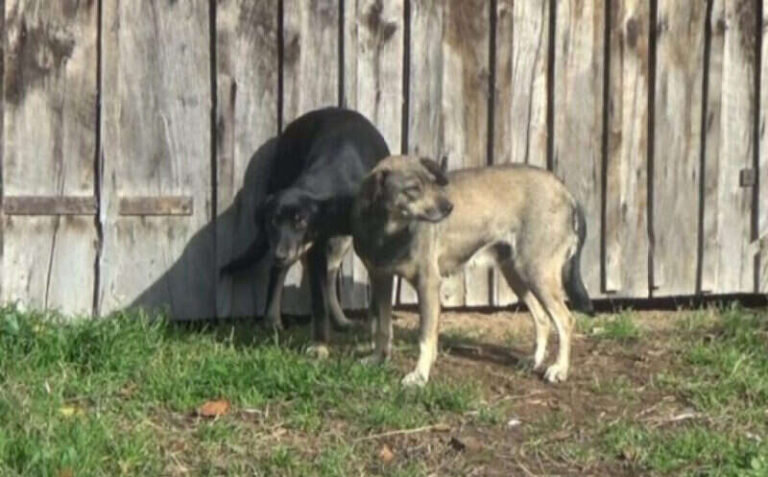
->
[[531, 275, 573, 383], [500, 263, 551, 371], [402, 276, 441, 387]]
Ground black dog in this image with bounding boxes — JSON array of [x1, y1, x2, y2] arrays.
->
[[221, 107, 390, 345]]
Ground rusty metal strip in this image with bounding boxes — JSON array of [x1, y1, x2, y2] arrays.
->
[[2, 196, 97, 216], [118, 196, 194, 216]]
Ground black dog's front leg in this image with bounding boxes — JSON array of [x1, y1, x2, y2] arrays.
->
[[264, 265, 288, 330], [307, 243, 331, 344]]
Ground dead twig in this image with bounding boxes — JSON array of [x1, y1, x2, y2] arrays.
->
[[355, 423, 451, 442]]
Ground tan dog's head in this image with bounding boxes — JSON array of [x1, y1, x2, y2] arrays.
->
[[361, 156, 453, 223]]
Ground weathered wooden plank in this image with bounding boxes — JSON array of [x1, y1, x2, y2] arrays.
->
[[215, 0, 279, 319], [342, 0, 404, 310], [2, 0, 98, 315], [118, 196, 193, 216], [402, 0, 491, 308], [493, 0, 550, 306], [281, 0, 340, 314], [3, 197, 96, 216], [760, 0, 768, 292], [652, 0, 707, 296], [99, 0, 214, 319], [702, 0, 758, 294], [552, 0, 605, 299], [604, 0, 650, 297]]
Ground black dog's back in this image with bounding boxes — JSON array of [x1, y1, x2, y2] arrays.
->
[[269, 108, 390, 194]]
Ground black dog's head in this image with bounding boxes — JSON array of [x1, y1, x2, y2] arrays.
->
[[361, 156, 453, 223], [261, 190, 319, 266]]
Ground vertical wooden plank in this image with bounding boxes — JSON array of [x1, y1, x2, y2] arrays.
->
[[216, 0, 280, 318], [404, 0, 491, 308], [552, 0, 605, 299], [2, 0, 99, 315], [702, 0, 758, 294], [100, 0, 215, 319], [342, 0, 404, 310], [760, 0, 768, 292], [493, 0, 550, 306], [604, 0, 650, 297], [653, 0, 707, 296], [281, 0, 340, 314]]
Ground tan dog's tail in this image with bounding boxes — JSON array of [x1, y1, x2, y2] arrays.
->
[[562, 203, 594, 315]]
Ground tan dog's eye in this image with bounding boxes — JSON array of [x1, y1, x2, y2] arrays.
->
[[402, 186, 420, 198]]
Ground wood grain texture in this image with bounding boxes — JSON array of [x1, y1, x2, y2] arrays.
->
[[3, 196, 96, 216], [493, 0, 550, 306], [342, 0, 404, 310], [702, 0, 758, 293], [216, 0, 280, 319], [281, 0, 340, 314], [99, 0, 215, 319], [604, 0, 650, 297], [652, 0, 707, 296], [552, 0, 605, 299], [402, 0, 491, 308], [2, 0, 98, 315], [760, 0, 768, 292]]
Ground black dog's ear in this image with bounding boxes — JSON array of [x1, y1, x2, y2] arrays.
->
[[420, 157, 449, 186]]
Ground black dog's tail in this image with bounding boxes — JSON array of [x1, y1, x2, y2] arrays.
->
[[220, 235, 269, 276], [562, 203, 594, 316]]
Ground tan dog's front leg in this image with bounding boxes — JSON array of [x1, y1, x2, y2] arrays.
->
[[402, 276, 441, 387], [361, 273, 393, 365]]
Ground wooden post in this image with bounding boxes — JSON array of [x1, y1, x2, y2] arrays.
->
[[404, 0, 492, 308], [604, 0, 650, 297], [493, 0, 550, 306], [2, 0, 99, 316], [342, 0, 405, 310], [99, 0, 215, 319], [702, 0, 759, 294], [552, 0, 606, 299], [215, 0, 280, 319]]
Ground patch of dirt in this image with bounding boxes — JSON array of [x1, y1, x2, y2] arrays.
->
[[369, 309, 714, 476]]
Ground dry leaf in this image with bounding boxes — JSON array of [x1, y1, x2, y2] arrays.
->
[[57, 468, 74, 477], [197, 399, 231, 418], [58, 406, 83, 418], [378, 444, 395, 464]]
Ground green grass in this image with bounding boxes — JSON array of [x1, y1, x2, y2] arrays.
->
[[595, 306, 768, 476], [3, 305, 768, 476], [583, 310, 641, 343], [0, 307, 486, 476]]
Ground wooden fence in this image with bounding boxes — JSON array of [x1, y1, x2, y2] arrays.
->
[[1, 0, 766, 319]]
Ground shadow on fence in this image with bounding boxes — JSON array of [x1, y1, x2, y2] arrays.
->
[[127, 138, 309, 321]]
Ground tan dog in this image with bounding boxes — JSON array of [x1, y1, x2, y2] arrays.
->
[[352, 156, 593, 386]]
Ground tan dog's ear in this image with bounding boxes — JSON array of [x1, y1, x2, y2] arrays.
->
[[364, 169, 389, 206], [420, 157, 449, 186]]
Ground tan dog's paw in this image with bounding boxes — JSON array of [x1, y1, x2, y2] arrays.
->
[[543, 363, 568, 383], [306, 344, 330, 360], [401, 370, 428, 388]]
